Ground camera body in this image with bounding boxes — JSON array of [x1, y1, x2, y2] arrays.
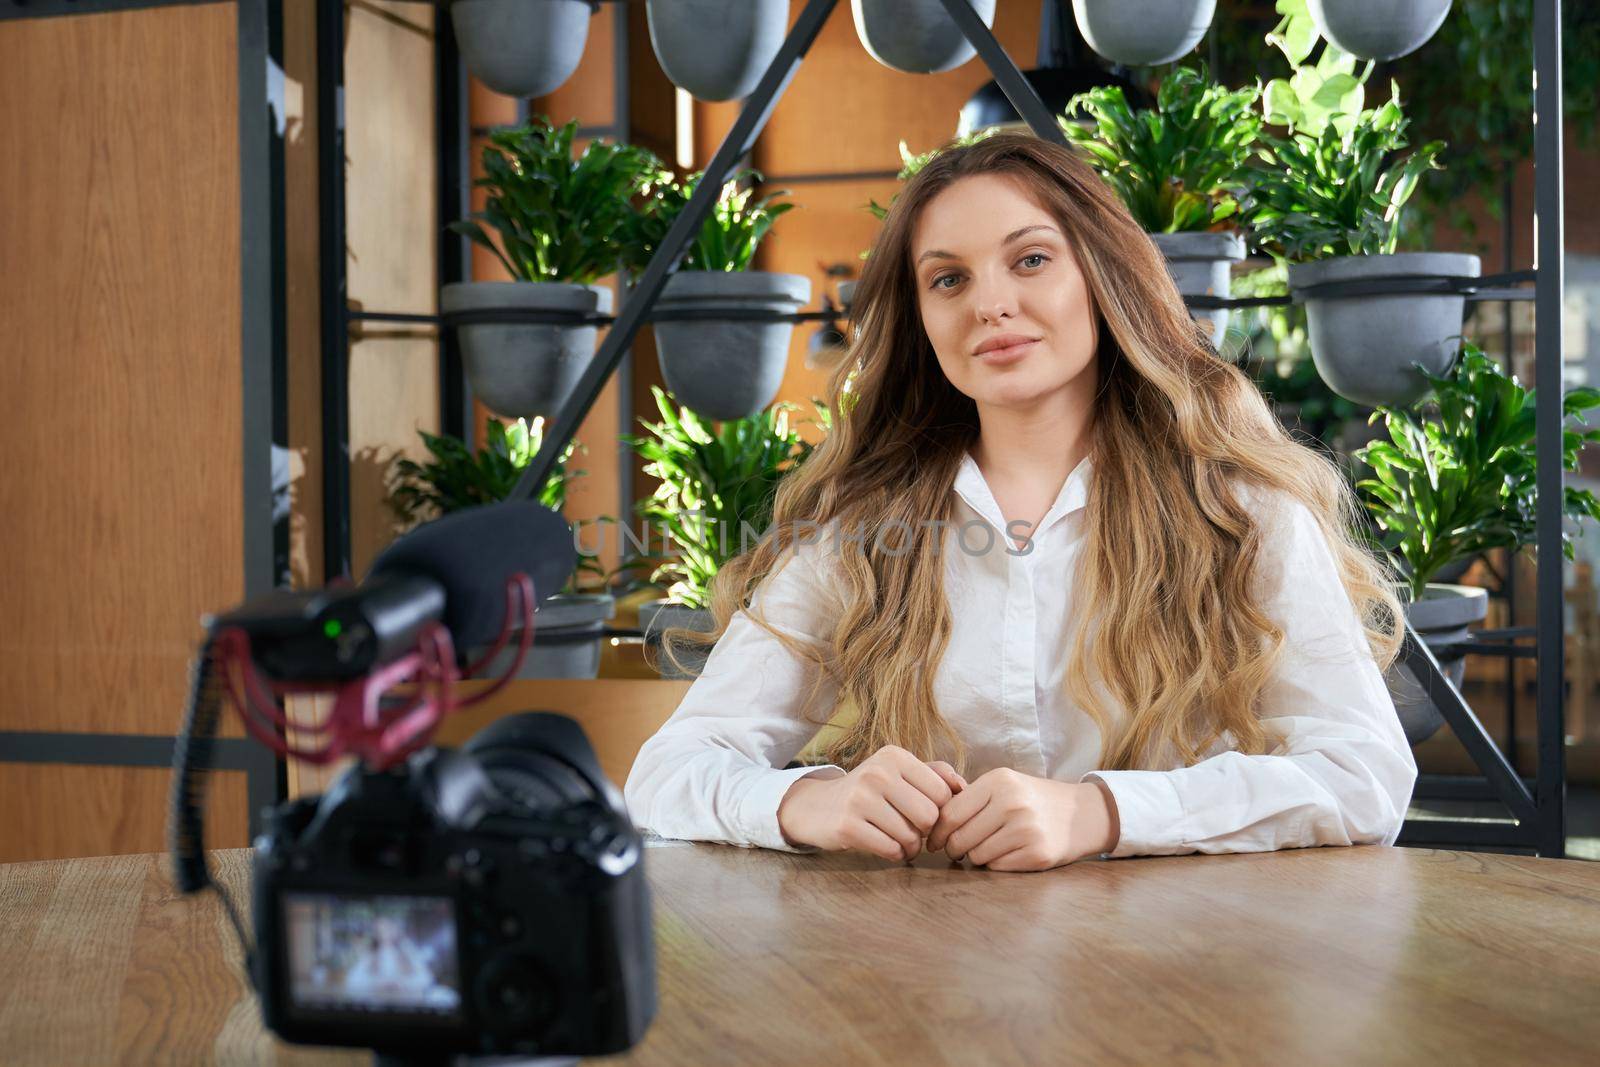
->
[[250, 713, 656, 1060]]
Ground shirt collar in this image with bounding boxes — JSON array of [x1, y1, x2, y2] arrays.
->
[[952, 450, 1094, 538]]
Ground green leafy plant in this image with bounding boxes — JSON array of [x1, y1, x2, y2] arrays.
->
[[448, 116, 664, 284], [865, 127, 1001, 223], [621, 386, 826, 609], [388, 417, 609, 593], [623, 166, 794, 275], [1261, 0, 1372, 138], [1244, 82, 1444, 260], [1353, 341, 1600, 600], [1059, 64, 1262, 234]]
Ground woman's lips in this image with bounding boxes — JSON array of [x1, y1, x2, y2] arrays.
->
[[977, 339, 1038, 365]]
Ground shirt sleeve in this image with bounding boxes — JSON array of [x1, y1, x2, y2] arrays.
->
[[622, 536, 847, 853], [1080, 491, 1418, 859]]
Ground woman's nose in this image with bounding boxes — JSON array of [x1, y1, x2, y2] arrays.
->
[[972, 272, 1018, 323]]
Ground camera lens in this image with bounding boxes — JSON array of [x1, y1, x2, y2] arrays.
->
[[463, 713, 607, 814]]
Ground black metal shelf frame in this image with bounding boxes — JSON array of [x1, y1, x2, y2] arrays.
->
[[317, 0, 1570, 856]]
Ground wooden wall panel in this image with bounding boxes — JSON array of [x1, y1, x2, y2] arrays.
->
[[343, 0, 440, 576], [0, 3, 243, 737], [0, 764, 249, 865]]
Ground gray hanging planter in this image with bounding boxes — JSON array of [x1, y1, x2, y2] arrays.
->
[[1072, 0, 1216, 66], [638, 599, 715, 680], [1148, 231, 1243, 349], [441, 281, 612, 421], [450, 0, 596, 99], [651, 271, 810, 422], [474, 593, 616, 680], [645, 0, 788, 102], [1287, 252, 1479, 408], [851, 0, 997, 75], [1306, 0, 1453, 62], [1384, 583, 1488, 746]]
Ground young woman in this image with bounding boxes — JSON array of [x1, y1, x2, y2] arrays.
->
[[622, 131, 1417, 872]]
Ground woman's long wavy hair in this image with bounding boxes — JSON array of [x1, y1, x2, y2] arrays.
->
[[655, 130, 1405, 777]]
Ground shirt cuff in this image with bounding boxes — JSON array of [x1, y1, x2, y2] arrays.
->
[[1079, 770, 1190, 859], [737, 764, 846, 852]]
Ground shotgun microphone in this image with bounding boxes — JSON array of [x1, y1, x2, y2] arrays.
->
[[216, 500, 577, 681]]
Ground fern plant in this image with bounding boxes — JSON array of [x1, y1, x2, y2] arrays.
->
[[623, 166, 794, 275], [621, 386, 827, 609], [1059, 64, 1262, 234], [1354, 341, 1600, 601], [388, 417, 609, 593], [1244, 83, 1444, 261], [448, 116, 664, 284]]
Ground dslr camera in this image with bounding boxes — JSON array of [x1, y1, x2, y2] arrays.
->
[[251, 713, 656, 1061], [169, 501, 657, 1062]]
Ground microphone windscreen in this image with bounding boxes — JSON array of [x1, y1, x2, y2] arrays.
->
[[365, 501, 577, 650]]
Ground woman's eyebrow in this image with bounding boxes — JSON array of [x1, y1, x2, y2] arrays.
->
[[915, 225, 1062, 266], [1005, 224, 1063, 244]]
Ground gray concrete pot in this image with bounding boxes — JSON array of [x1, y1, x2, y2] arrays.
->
[[1384, 582, 1489, 746], [1306, 0, 1452, 62], [1287, 252, 1479, 409], [638, 599, 715, 680], [851, 0, 997, 75], [451, 0, 595, 98], [474, 593, 616, 680], [652, 271, 810, 422], [1073, 0, 1216, 66], [441, 281, 612, 420], [645, 0, 788, 102], [1149, 231, 1244, 349]]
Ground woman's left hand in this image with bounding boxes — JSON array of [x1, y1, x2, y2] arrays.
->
[[925, 769, 1119, 871]]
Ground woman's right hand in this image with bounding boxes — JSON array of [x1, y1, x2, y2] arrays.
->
[[776, 745, 967, 861]]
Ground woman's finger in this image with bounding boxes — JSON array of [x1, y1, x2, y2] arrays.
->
[[943, 801, 1008, 862], [864, 795, 924, 860], [966, 825, 1026, 868]]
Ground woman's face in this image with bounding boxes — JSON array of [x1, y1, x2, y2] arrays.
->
[[910, 173, 1098, 410]]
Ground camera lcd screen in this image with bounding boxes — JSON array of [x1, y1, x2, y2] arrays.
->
[[283, 892, 463, 1022]]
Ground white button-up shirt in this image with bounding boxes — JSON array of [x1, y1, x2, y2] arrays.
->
[[623, 451, 1418, 860]]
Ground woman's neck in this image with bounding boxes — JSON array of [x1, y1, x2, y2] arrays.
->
[[971, 397, 1094, 495]]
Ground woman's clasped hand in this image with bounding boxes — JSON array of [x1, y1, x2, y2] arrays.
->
[[776, 746, 1119, 871]]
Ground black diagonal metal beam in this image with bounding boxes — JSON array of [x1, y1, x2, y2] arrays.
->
[[936, 0, 1069, 148], [1400, 622, 1538, 825], [507, 0, 842, 503]]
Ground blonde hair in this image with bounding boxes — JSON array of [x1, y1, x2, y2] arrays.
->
[[655, 130, 1405, 777]]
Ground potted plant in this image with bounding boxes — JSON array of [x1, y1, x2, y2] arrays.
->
[[1352, 341, 1600, 744], [851, 0, 997, 75], [388, 415, 618, 679], [645, 0, 788, 102], [450, 0, 597, 99], [1071, 0, 1216, 67], [443, 117, 662, 420], [624, 165, 806, 422], [623, 385, 828, 679], [1305, 0, 1452, 62], [1060, 64, 1260, 347], [1243, 2, 1468, 409]]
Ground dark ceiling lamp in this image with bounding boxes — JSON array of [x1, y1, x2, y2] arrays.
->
[[806, 293, 851, 371], [957, 0, 1153, 137]]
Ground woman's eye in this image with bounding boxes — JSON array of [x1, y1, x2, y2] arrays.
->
[[1020, 253, 1049, 269], [931, 274, 959, 290]]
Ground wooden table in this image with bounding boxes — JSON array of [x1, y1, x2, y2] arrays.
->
[[3, 843, 1598, 1065]]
